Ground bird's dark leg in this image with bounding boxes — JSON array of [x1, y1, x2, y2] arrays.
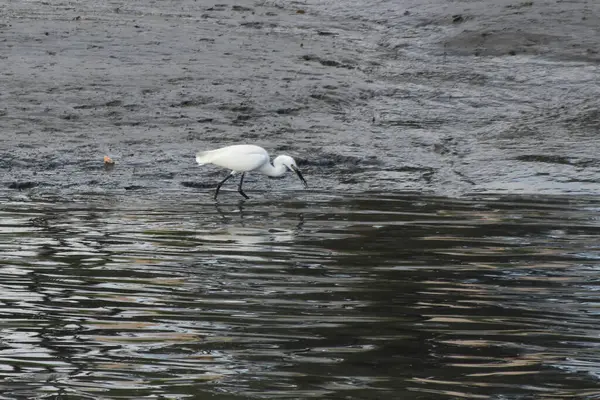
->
[[214, 173, 234, 200], [237, 172, 250, 199]]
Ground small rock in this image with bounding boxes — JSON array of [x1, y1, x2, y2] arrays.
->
[[452, 14, 464, 23]]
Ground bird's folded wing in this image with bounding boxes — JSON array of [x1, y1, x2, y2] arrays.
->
[[196, 148, 268, 172]]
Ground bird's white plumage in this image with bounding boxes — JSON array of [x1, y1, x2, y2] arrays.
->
[[195, 144, 308, 199], [196, 144, 269, 172]]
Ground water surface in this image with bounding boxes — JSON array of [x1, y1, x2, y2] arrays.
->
[[1, 192, 600, 398]]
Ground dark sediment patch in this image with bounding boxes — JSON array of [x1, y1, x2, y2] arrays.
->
[[445, 30, 558, 57], [317, 31, 338, 36], [274, 107, 302, 115], [105, 100, 124, 107], [8, 181, 38, 190], [218, 104, 256, 113], [181, 181, 218, 189], [232, 5, 254, 12], [172, 97, 214, 108], [516, 154, 572, 165], [301, 54, 356, 69], [234, 115, 253, 123], [124, 185, 145, 191], [240, 21, 266, 29]]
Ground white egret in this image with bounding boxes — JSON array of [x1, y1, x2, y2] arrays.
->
[[195, 144, 308, 199]]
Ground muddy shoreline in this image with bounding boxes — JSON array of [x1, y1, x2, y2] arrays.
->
[[1, 0, 599, 198]]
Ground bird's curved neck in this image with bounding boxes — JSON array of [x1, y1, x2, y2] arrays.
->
[[259, 161, 286, 177]]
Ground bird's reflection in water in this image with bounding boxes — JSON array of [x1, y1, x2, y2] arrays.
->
[[214, 201, 305, 232], [215, 200, 246, 224], [295, 213, 304, 232]]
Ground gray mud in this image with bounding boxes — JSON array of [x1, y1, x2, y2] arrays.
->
[[1, 0, 599, 198]]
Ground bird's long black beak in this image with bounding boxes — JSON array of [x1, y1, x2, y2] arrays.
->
[[291, 166, 308, 188]]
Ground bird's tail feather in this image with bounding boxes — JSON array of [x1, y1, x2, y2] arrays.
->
[[195, 150, 215, 166]]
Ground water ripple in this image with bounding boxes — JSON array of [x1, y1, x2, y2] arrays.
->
[[1, 193, 600, 398]]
